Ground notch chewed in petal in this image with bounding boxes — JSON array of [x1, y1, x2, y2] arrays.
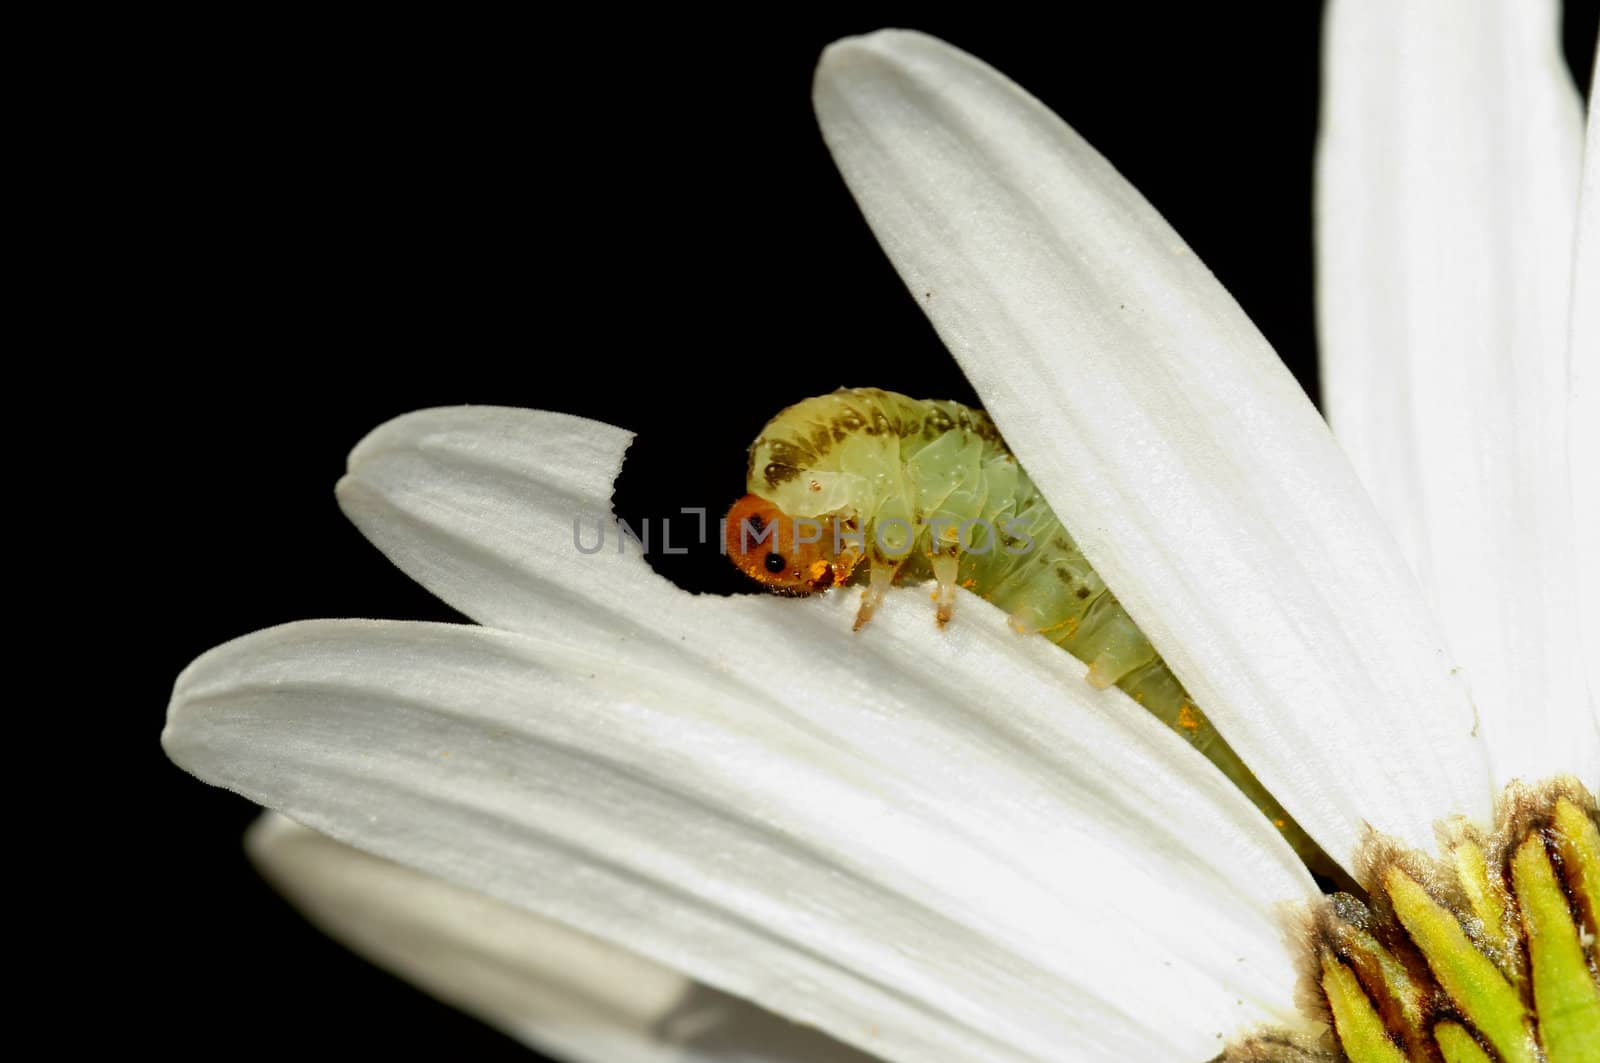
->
[[166, 406, 1320, 1063], [812, 30, 1493, 866]]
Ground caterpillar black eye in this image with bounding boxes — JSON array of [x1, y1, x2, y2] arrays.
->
[[764, 552, 786, 574]]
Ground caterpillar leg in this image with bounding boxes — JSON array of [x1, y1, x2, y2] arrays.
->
[[1006, 604, 1048, 635], [853, 561, 900, 631], [1079, 605, 1159, 690], [931, 552, 960, 627], [1085, 639, 1154, 690], [832, 529, 866, 586], [924, 517, 965, 627]]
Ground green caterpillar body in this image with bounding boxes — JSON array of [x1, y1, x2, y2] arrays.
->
[[733, 387, 1318, 866]]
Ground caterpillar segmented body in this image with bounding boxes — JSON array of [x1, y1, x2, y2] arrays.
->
[[725, 387, 1321, 867]]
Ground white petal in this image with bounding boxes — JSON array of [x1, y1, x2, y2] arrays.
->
[[1573, 42, 1600, 739], [811, 30, 1492, 861], [167, 408, 1321, 1063], [1317, 0, 1595, 786], [247, 813, 873, 1063]]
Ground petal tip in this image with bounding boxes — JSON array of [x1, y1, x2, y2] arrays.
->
[[814, 27, 957, 92], [343, 405, 472, 477]]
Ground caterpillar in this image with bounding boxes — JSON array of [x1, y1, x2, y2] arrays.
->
[[724, 387, 1329, 872]]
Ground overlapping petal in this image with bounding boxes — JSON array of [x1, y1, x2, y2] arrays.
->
[[812, 29, 1493, 864], [1572, 47, 1600, 730], [1316, 0, 1596, 785], [165, 407, 1318, 1063], [248, 813, 873, 1063]]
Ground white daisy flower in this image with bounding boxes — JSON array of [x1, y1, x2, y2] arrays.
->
[[164, 4, 1599, 1061]]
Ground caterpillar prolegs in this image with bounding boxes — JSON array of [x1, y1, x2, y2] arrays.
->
[[724, 387, 1328, 872]]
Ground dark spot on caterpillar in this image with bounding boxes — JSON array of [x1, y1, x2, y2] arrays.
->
[[1052, 536, 1073, 552], [747, 514, 766, 534], [809, 426, 832, 455], [765, 461, 798, 486], [840, 409, 865, 432], [899, 419, 921, 438], [1076, 587, 1091, 600], [764, 552, 786, 574], [768, 439, 813, 465]]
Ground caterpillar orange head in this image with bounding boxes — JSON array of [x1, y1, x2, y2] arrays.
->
[[724, 494, 838, 595]]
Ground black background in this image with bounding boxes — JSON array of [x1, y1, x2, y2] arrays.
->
[[115, 6, 1597, 1057]]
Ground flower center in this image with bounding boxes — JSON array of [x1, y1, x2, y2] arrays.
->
[[1231, 779, 1599, 1063]]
